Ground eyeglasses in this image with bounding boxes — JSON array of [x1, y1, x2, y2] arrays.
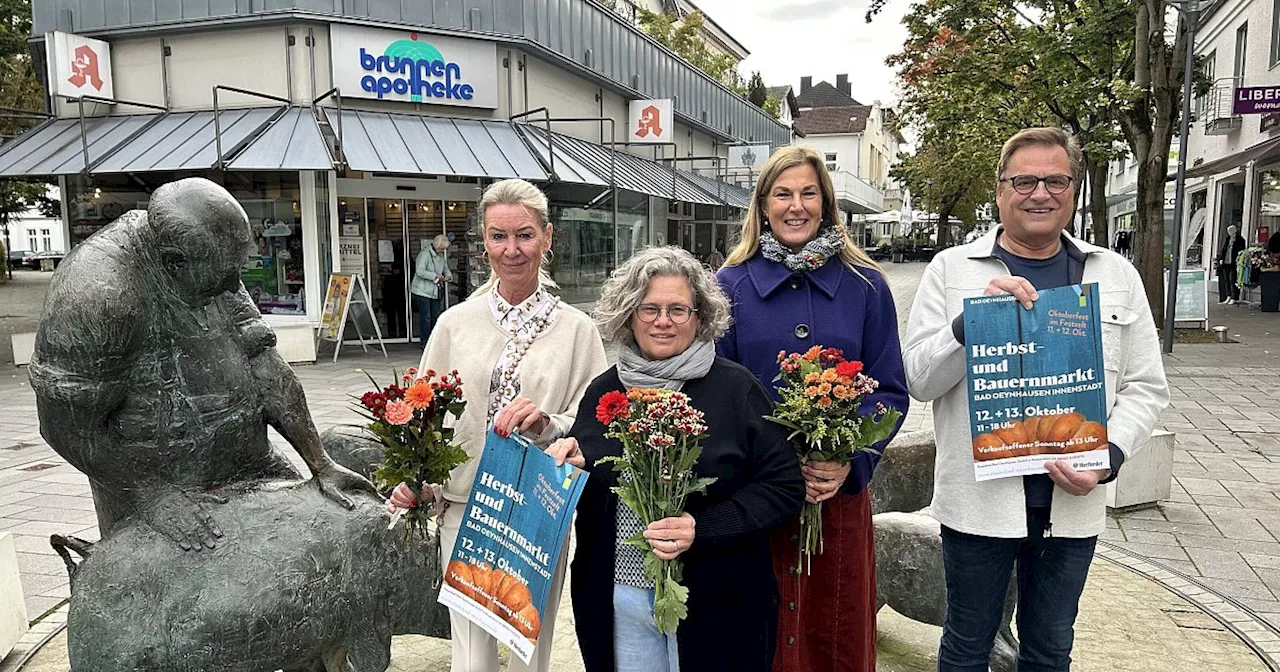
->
[[1000, 174, 1074, 195], [635, 304, 698, 324]]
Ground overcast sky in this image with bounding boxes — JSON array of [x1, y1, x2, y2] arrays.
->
[[691, 0, 913, 108]]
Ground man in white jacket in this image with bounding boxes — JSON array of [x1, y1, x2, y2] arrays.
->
[[903, 128, 1169, 672]]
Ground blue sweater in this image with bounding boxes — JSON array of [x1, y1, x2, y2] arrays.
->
[[716, 252, 910, 495]]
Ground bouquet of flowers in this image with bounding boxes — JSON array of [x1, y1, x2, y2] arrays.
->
[[768, 346, 902, 573], [355, 367, 469, 541], [596, 388, 716, 634]]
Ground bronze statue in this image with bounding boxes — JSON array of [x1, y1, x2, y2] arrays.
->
[[29, 177, 375, 551]]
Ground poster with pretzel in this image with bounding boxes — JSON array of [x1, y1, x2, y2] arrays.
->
[[437, 431, 587, 663], [964, 284, 1109, 482]]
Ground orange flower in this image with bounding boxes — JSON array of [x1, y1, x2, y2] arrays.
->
[[627, 389, 645, 401], [821, 369, 839, 383], [804, 386, 821, 398], [405, 381, 435, 409], [804, 372, 822, 384], [817, 396, 833, 408], [833, 385, 850, 399], [818, 382, 832, 395], [384, 399, 414, 425], [803, 345, 822, 361]]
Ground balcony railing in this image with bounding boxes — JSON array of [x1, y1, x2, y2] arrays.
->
[[1202, 77, 1243, 136], [830, 170, 885, 214]]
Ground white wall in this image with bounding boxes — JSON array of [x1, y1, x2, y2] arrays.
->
[[1186, 0, 1279, 166], [795, 134, 862, 174], [6, 210, 66, 254]]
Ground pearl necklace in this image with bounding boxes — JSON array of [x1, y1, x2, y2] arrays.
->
[[487, 285, 560, 423]]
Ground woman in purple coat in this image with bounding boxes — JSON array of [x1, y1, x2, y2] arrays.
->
[[715, 146, 909, 672]]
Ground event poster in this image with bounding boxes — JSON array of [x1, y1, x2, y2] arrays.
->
[[963, 284, 1109, 482], [437, 431, 587, 663]]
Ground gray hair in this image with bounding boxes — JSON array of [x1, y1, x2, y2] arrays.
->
[[997, 127, 1084, 187], [593, 246, 732, 346], [472, 178, 557, 296], [432, 233, 449, 248]]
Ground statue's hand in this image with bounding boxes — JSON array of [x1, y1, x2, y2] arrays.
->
[[140, 489, 225, 552], [314, 461, 380, 509]]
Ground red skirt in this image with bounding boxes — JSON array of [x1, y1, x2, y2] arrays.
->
[[771, 488, 876, 672]]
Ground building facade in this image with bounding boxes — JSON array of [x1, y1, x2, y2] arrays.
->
[[5, 0, 781, 356], [1183, 0, 1280, 286]]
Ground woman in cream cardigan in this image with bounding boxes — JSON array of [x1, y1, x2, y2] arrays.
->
[[402, 178, 607, 672]]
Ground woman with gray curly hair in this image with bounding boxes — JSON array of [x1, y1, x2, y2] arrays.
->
[[546, 246, 804, 672]]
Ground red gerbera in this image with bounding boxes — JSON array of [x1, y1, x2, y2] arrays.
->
[[835, 361, 863, 378], [597, 390, 632, 425]]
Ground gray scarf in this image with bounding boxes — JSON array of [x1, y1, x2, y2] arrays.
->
[[617, 339, 716, 391], [759, 225, 845, 272]]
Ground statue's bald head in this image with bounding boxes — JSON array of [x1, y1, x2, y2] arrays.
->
[[147, 178, 254, 301]]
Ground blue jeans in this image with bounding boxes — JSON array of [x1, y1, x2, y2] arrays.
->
[[938, 510, 1097, 672], [614, 583, 679, 672], [412, 294, 443, 343]]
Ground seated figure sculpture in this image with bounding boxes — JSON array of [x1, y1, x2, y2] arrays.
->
[[29, 177, 375, 550]]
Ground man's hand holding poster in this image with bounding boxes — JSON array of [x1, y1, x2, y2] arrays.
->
[[438, 430, 587, 663], [964, 283, 1109, 481]]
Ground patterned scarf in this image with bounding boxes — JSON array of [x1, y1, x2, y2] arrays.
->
[[759, 225, 845, 272]]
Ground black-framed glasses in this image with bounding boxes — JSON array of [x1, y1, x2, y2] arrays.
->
[[1000, 174, 1074, 195], [635, 304, 698, 324]]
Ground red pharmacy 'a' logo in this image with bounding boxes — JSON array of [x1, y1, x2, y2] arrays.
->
[[636, 105, 663, 138], [68, 45, 104, 91]]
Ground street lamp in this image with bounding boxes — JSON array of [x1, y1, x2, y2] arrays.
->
[[1163, 0, 1200, 354]]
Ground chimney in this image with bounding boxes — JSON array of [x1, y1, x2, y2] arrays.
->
[[836, 74, 850, 97], [800, 76, 813, 93]]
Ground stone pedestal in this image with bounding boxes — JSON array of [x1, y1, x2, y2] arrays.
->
[[0, 532, 30, 659], [1105, 430, 1175, 511]]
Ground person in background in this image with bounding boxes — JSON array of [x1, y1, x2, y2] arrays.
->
[[400, 178, 608, 672], [548, 245, 803, 672], [715, 146, 910, 672], [705, 243, 726, 271], [903, 127, 1169, 671], [412, 233, 452, 341]]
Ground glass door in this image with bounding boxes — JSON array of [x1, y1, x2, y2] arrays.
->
[[366, 198, 409, 341]]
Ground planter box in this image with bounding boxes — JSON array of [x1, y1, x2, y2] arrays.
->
[[0, 532, 29, 659], [1105, 430, 1175, 511]]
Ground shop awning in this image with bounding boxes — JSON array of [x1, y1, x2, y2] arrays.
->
[[0, 114, 159, 177], [679, 169, 753, 209], [517, 125, 722, 206], [326, 109, 548, 180], [227, 107, 333, 171], [516, 124, 609, 188], [1185, 134, 1280, 179], [93, 107, 280, 174]]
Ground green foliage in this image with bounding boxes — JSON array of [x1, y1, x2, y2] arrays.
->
[[763, 95, 782, 120], [0, 0, 55, 271], [747, 71, 767, 107], [637, 8, 745, 94]]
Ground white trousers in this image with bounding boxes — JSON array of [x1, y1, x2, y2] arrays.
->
[[439, 501, 568, 672]]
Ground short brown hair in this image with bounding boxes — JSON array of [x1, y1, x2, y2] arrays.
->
[[996, 127, 1083, 186]]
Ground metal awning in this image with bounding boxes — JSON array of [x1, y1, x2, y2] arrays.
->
[[0, 114, 159, 177], [516, 124, 608, 188], [517, 125, 722, 206], [326, 109, 547, 180], [679, 169, 752, 209], [227, 107, 333, 170], [94, 107, 279, 173]]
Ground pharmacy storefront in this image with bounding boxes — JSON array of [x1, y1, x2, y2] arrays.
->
[[2, 23, 752, 358]]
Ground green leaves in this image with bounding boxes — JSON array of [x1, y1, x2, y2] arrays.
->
[[652, 576, 690, 634]]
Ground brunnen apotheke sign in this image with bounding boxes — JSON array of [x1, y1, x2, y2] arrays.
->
[[330, 25, 497, 109]]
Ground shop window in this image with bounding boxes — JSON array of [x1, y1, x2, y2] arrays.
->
[[228, 173, 305, 316], [1261, 169, 1280, 247]]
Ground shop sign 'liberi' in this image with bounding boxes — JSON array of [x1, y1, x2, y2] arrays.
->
[[330, 25, 497, 109]]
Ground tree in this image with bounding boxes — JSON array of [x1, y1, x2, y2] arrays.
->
[[871, 0, 1197, 324], [747, 71, 767, 107], [638, 9, 746, 94], [0, 0, 53, 279]]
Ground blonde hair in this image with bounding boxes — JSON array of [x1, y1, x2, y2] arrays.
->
[[472, 178, 558, 297], [997, 127, 1084, 186], [723, 146, 880, 280]]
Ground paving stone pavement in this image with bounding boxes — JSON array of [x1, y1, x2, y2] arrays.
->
[[7, 261, 1280, 669]]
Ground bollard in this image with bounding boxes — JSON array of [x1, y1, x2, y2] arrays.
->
[[1213, 325, 1228, 343]]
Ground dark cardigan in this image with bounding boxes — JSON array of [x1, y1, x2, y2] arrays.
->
[[568, 357, 805, 671]]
